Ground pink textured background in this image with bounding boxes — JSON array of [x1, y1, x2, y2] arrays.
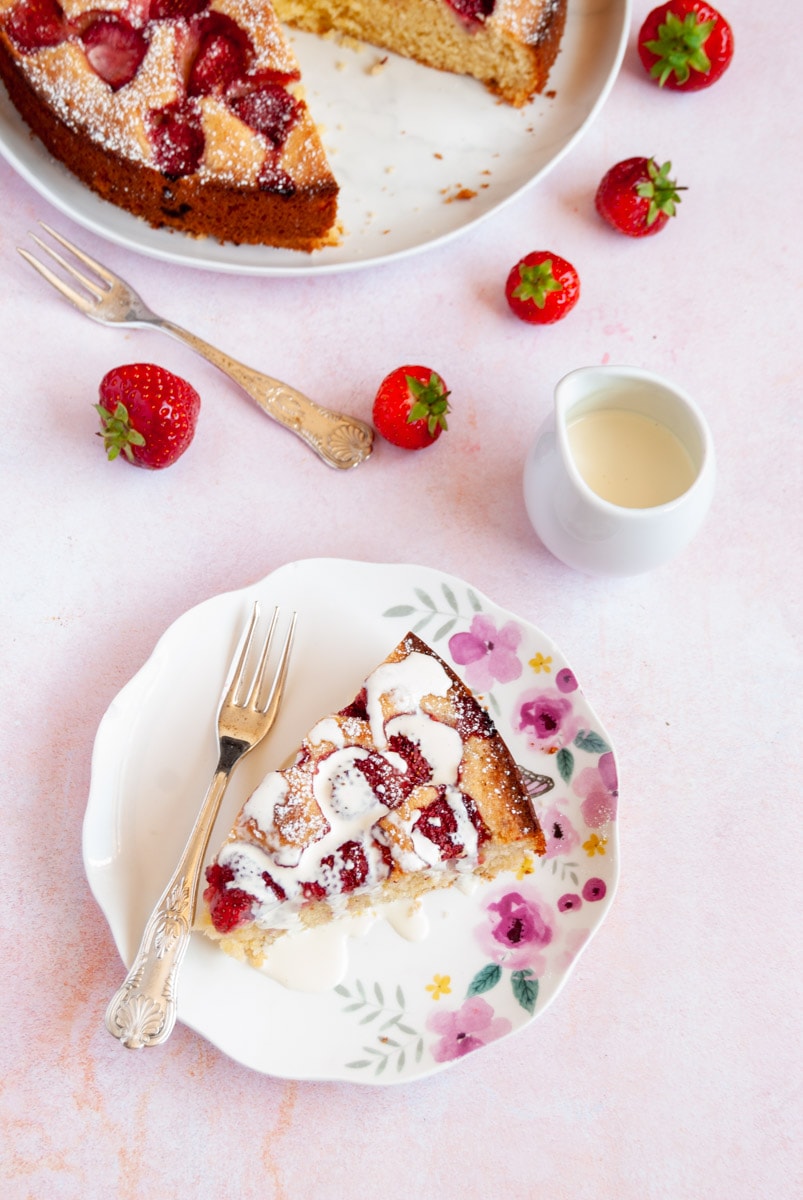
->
[[1, 4, 800, 1197]]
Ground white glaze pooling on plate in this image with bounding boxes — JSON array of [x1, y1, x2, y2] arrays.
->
[[84, 560, 619, 1084], [0, 0, 630, 275]]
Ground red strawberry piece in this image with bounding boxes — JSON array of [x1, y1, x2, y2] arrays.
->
[[187, 11, 251, 97], [504, 251, 580, 325], [95, 362, 201, 470], [339, 688, 369, 722], [302, 880, 327, 901], [413, 792, 463, 860], [595, 157, 685, 237], [332, 840, 370, 893], [81, 15, 148, 91], [3, 0, 68, 53], [203, 863, 254, 933], [147, 100, 205, 176], [229, 84, 301, 150], [372, 365, 450, 451], [386, 734, 432, 790], [445, 0, 495, 27], [258, 153, 297, 196], [638, 1, 733, 91], [355, 750, 411, 809], [149, 0, 209, 19]]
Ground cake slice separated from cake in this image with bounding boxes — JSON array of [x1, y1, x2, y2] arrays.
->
[[272, 0, 568, 107], [201, 631, 546, 969]]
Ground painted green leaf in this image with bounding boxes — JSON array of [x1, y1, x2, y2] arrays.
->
[[397, 1049, 406, 1072], [346, 1060, 372, 1069], [511, 970, 539, 1014], [413, 615, 433, 633], [467, 963, 502, 996], [359, 1009, 381, 1024], [468, 590, 483, 612], [556, 747, 574, 782], [415, 588, 436, 609], [396, 985, 405, 1008], [334, 984, 350, 997], [434, 617, 457, 641], [415, 1037, 424, 1062], [374, 982, 384, 1005], [383, 605, 415, 618], [442, 583, 458, 612], [574, 729, 611, 755], [396, 1022, 417, 1036]]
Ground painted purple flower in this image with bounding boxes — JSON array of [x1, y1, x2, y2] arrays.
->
[[555, 667, 578, 694], [582, 877, 607, 902], [540, 802, 581, 859], [557, 892, 582, 912], [427, 996, 512, 1063], [573, 752, 618, 828], [514, 688, 581, 750], [448, 615, 522, 693], [475, 886, 554, 972]]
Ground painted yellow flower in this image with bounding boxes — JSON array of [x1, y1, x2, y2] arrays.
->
[[516, 855, 535, 880], [529, 653, 553, 674], [426, 974, 452, 1000], [583, 833, 608, 857]]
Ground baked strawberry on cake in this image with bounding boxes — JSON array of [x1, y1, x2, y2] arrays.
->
[[201, 631, 546, 969], [0, 0, 339, 248]]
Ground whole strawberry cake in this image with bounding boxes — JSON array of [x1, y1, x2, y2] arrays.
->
[[201, 632, 546, 969], [0, 0, 566, 248]]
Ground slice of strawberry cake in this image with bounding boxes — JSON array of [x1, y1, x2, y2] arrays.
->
[[201, 631, 546, 969]]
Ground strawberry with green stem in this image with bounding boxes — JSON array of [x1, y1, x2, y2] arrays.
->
[[638, 2, 734, 91], [595, 158, 685, 238], [504, 252, 580, 325], [95, 362, 201, 469], [372, 366, 450, 451]]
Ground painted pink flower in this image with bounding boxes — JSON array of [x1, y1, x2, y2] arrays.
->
[[449, 615, 522, 693], [475, 886, 553, 972], [540, 802, 581, 859], [573, 751, 618, 828], [514, 688, 581, 750], [427, 996, 511, 1063]]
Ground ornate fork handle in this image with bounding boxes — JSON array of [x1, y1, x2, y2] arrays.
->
[[152, 317, 373, 470], [105, 761, 234, 1049]]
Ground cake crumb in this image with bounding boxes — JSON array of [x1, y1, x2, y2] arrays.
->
[[367, 56, 389, 75]]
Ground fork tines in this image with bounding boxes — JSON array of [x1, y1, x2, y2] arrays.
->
[[17, 222, 113, 311]]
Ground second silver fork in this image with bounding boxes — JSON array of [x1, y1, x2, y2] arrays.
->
[[105, 603, 295, 1049], [18, 223, 374, 470]]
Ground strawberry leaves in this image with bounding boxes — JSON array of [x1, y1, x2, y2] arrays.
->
[[644, 10, 715, 86], [636, 159, 684, 226], [406, 373, 450, 437]]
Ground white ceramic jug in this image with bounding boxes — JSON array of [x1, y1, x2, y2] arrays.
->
[[523, 365, 716, 576]]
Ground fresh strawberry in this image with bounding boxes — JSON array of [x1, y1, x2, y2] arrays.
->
[[638, 2, 734, 91], [147, 100, 205, 176], [595, 157, 684, 237], [372, 366, 450, 451], [81, 15, 148, 91], [95, 363, 201, 469], [504, 252, 580, 325]]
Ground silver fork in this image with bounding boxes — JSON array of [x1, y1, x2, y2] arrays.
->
[[105, 603, 296, 1049], [18, 223, 373, 470]]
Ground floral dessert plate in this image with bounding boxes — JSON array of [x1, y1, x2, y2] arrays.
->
[[83, 559, 619, 1083], [0, 0, 629, 275]]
